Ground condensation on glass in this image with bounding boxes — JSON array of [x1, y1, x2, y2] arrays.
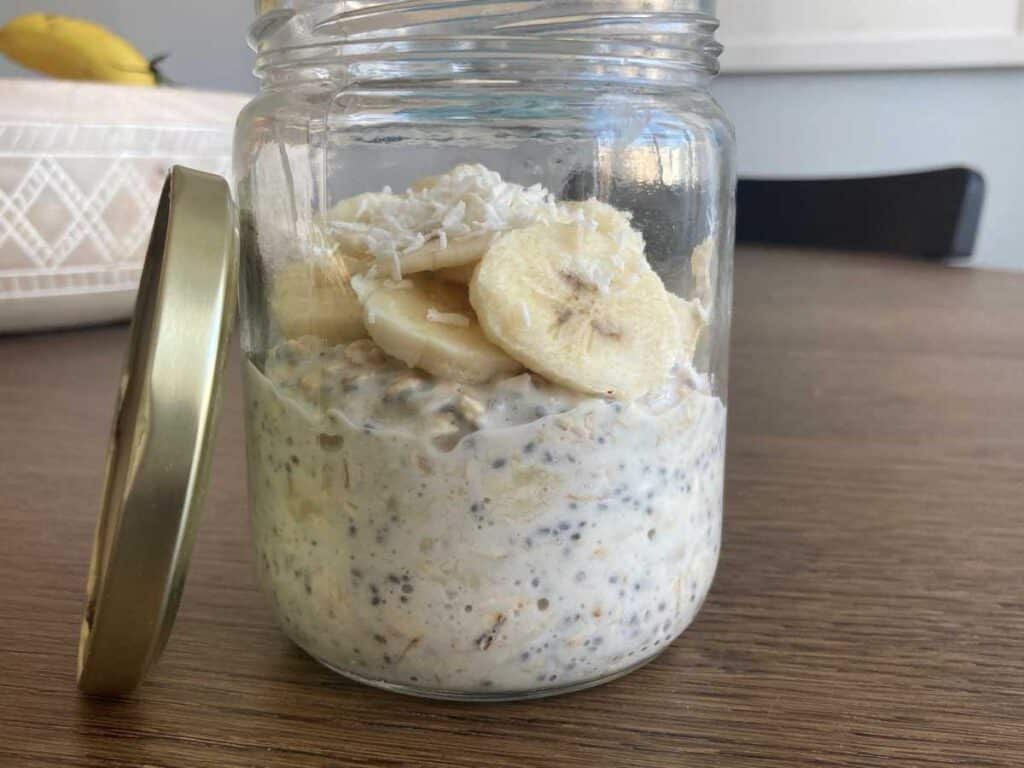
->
[[234, 0, 735, 700]]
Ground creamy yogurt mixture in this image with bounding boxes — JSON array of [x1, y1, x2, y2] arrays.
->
[[245, 336, 725, 694]]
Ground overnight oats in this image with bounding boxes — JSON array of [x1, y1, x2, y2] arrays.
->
[[244, 164, 726, 698]]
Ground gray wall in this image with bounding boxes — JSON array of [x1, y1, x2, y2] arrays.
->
[[2, 3, 1021, 270], [0, 0, 256, 92], [713, 70, 1024, 272]]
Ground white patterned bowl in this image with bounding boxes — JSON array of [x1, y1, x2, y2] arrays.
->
[[0, 79, 248, 333]]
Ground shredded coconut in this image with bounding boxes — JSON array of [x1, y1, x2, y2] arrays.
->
[[566, 252, 615, 295], [519, 301, 532, 328], [324, 166, 649, 286], [390, 249, 403, 282], [349, 273, 371, 300], [325, 164, 563, 271], [442, 200, 467, 230], [426, 308, 471, 328]]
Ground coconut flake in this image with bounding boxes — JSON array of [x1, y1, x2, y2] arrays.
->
[[349, 273, 371, 301], [519, 301, 532, 328], [442, 200, 467, 230], [426, 308, 471, 328], [323, 164, 565, 270]]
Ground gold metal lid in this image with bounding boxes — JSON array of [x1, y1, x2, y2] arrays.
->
[[77, 166, 238, 696]]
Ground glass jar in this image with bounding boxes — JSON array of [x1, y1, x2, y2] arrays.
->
[[235, 0, 734, 701]]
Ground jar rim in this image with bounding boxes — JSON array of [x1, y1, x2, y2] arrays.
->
[[250, 0, 722, 84], [254, 0, 717, 18]]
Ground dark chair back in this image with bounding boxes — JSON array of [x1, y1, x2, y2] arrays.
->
[[737, 167, 985, 260]]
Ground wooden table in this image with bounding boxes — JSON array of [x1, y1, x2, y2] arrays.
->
[[2, 248, 1023, 767]]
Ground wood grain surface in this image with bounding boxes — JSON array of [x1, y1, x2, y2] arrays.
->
[[2, 247, 1023, 768]]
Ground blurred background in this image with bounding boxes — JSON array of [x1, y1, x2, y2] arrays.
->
[[1, 0, 1021, 272]]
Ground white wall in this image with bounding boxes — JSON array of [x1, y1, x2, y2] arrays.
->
[[717, 0, 1024, 72], [2, 3, 1021, 270]]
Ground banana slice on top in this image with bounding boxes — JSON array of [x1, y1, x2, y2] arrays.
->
[[401, 231, 498, 274], [352, 273, 522, 384], [324, 191, 401, 257], [669, 294, 705, 366], [470, 222, 681, 400], [333, 191, 396, 217], [409, 173, 440, 193], [270, 254, 371, 344], [560, 199, 645, 255], [690, 236, 716, 316], [435, 262, 478, 285]]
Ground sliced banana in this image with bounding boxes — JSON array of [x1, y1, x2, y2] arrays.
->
[[669, 294, 705, 366], [330, 191, 399, 222], [270, 254, 371, 344], [409, 173, 440, 193], [324, 191, 401, 257], [690, 236, 716, 316], [560, 199, 645, 256], [435, 262, 477, 285], [353, 273, 522, 384], [401, 231, 497, 274], [470, 223, 681, 400]]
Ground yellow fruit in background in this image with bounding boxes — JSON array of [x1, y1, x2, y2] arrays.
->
[[0, 13, 157, 86]]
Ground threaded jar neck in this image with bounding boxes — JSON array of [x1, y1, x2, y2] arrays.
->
[[251, 1, 722, 89]]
